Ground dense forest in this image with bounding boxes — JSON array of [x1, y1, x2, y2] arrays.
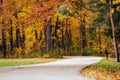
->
[[0, 0, 120, 61]]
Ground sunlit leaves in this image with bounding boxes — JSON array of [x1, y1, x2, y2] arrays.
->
[[100, 0, 106, 4], [113, 0, 120, 4]]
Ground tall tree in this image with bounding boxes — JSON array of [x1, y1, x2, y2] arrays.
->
[[32, 0, 64, 54], [0, 0, 7, 58], [9, 20, 14, 53], [109, 0, 119, 62]]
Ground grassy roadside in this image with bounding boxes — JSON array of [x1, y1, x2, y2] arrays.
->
[[0, 58, 59, 67], [82, 59, 120, 80]]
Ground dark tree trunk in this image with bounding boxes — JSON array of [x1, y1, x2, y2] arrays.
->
[[105, 48, 108, 60], [68, 24, 73, 55], [52, 17, 59, 48], [0, 0, 6, 58], [80, 15, 86, 50], [16, 27, 20, 48], [22, 32, 25, 49], [117, 13, 120, 27], [46, 20, 52, 54], [109, 0, 119, 62], [61, 21, 65, 50], [21, 24, 25, 58], [35, 29, 38, 50], [55, 17, 59, 47], [89, 26, 94, 47], [65, 18, 69, 55], [98, 26, 102, 55], [14, 12, 21, 48], [1, 21, 6, 58], [35, 30, 38, 40], [2, 27, 6, 58], [9, 20, 14, 52]]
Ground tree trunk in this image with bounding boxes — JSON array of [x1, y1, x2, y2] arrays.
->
[[1, 21, 6, 58], [9, 20, 14, 52], [2, 26, 6, 58], [61, 21, 65, 50], [21, 24, 25, 58], [109, 0, 119, 62], [35, 29, 38, 50], [55, 17, 59, 47], [80, 15, 86, 50], [46, 20, 52, 54], [52, 17, 58, 48], [16, 27, 20, 48], [14, 12, 21, 48], [65, 18, 69, 55], [98, 26, 102, 55], [0, 0, 7, 58]]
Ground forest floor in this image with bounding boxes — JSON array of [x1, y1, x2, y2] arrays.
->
[[0, 56, 102, 80]]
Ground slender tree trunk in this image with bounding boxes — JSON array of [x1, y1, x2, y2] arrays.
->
[[21, 24, 25, 58], [0, 0, 6, 58], [9, 20, 13, 52], [1, 21, 6, 58], [109, 0, 119, 62], [68, 24, 73, 55], [46, 20, 52, 54], [53, 17, 58, 48], [98, 26, 102, 55], [61, 21, 65, 50], [15, 12, 20, 48], [16, 27, 20, 48], [89, 26, 94, 47], [35, 29, 38, 50], [65, 18, 69, 55], [105, 48, 108, 60], [80, 15, 86, 50], [2, 26, 6, 58], [56, 17, 60, 47]]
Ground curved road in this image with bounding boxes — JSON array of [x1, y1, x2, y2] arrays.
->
[[0, 56, 102, 80]]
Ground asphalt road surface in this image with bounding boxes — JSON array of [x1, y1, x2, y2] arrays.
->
[[0, 56, 102, 80]]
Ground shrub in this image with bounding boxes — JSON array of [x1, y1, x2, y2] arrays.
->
[[82, 47, 97, 56], [26, 50, 45, 58], [49, 48, 63, 58]]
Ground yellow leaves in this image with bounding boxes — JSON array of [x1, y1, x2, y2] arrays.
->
[[15, 47, 23, 54], [100, 0, 106, 4], [116, 6, 120, 12], [111, 8, 115, 14], [112, 0, 120, 12], [68, 5, 74, 13], [51, 36, 56, 40], [113, 0, 120, 4], [79, 10, 88, 15], [69, 17, 80, 27]]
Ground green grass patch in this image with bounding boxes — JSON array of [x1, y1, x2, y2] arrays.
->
[[82, 58, 120, 80], [0, 58, 58, 67], [92, 59, 120, 73]]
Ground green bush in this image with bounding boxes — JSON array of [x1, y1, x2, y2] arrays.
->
[[82, 47, 96, 56], [26, 50, 45, 58], [49, 48, 64, 58]]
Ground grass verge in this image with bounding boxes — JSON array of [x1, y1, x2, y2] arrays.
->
[[0, 58, 58, 67], [82, 59, 120, 80]]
